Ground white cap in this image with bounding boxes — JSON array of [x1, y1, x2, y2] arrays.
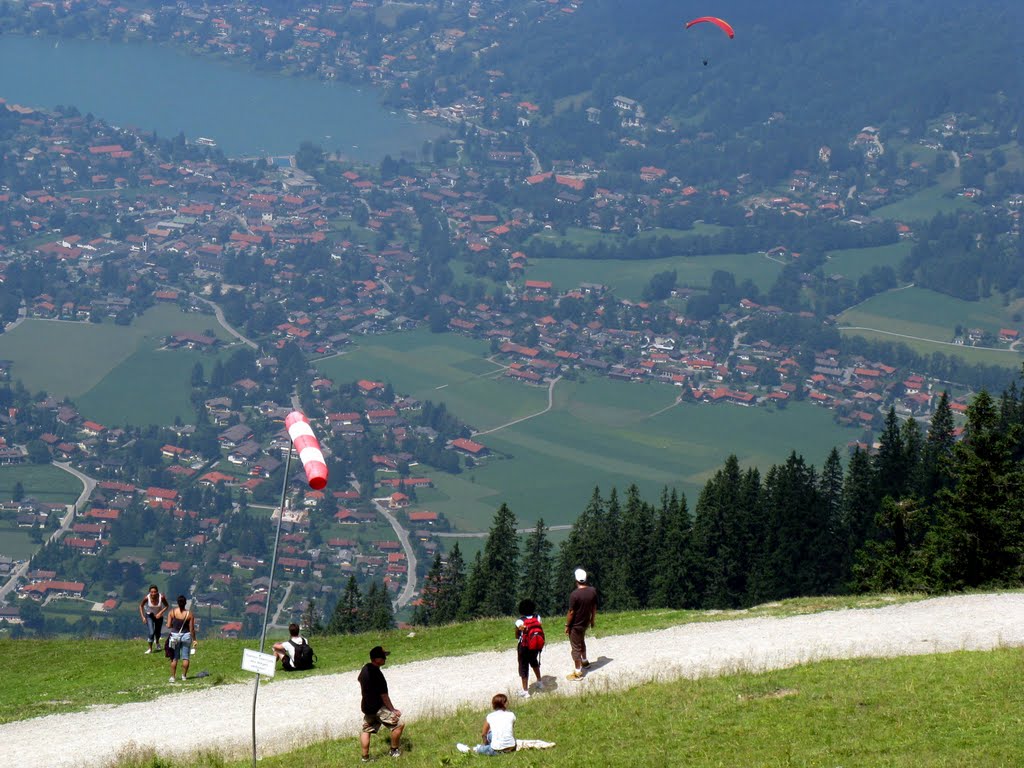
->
[[574, 568, 587, 583]]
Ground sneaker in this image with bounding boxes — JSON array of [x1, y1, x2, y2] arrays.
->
[[144, 648, 152, 654], [389, 747, 401, 758], [168, 676, 176, 683], [360, 757, 373, 763], [154, 645, 162, 651], [566, 671, 584, 681], [456, 744, 471, 754], [517, 689, 530, 698], [535, 680, 544, 690], [181, 675, 187, 681], [581, 660, 591, 668]]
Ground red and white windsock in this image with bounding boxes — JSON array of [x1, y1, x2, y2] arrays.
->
[[285, 411, 328, 490]]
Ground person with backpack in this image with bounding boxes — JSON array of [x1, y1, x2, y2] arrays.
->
[[514, 599, 544, 698], [273, 623, 315, 671]]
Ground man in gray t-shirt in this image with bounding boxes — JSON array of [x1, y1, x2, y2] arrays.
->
[[564, 568, 597, 680]]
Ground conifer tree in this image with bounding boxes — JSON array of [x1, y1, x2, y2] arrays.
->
[[900, 416, 925, 498], [921, 390, 957, 502], [459, 550, 487, 619], [851, 497, 929, 592], [413, 552, 444, 626], [479, 503, 520, 616], [607, 484, 655, 610], [556, 487, 605, 610], [818, 448, 846, 591], [840, 446, 876, 579], [519, 519, 555, 615], [328, 575, 362, 634], [690, 455, 745, 608], [358, 580, 394, 631], [434, 542, 466, 625], [874, 407, 906, 501], [650, 488, 697, 608]]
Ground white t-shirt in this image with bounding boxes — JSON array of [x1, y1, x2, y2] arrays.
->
[[486, 710, 516, 751], [284, 636, 307, 663]]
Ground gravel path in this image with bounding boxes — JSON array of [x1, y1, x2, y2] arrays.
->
[[5, 593, 1023, 768]]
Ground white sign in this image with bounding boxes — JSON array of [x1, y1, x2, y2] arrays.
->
[[242, 648, 277, 677]]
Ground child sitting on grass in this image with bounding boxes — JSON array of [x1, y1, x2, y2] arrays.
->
[[456, 694, 555, 756]]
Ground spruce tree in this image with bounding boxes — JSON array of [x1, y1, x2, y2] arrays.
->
[[607, 484, 655, 609], [480, 503, 520, 616], [328, 575, 361, 634], [459, 550, 487, 619], [413, 552, 444, 626], [841, 446, 877, 581], [690, 455, 744, 608], [874, 407, 906, 501], [556, 487, 605, 610], [434, 542, 466, 624], [358, 581, 394, 631], [818, 448, 846, 592], [921, 391, 957, 502], [650, 488, 697, 608], [519, 520, 555, 615]]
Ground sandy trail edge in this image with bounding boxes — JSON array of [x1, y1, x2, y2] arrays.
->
[[4, 593, 1023, 768]]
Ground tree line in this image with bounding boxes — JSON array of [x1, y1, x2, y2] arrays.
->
[[405, 378, 1024, 624]]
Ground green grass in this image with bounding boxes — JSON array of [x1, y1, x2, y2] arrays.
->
[[838, 287, 1024, 368], [0, 464, 82, 504], [0, 593, 925, 725], [0, 305, 230, 424], [523, 250, 781, 300], [872, 164, 969, 221], [0, 525, 38, 559], [824, 242, 912, 281]]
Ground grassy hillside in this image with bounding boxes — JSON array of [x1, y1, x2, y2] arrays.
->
[[0, 594, 918, 725]]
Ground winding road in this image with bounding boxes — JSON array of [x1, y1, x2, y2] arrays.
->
[[372, 499, 419, 610], [474, 376, 561, 437], [0, 461, 96, 605]]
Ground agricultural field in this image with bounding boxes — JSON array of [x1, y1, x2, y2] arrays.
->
[[523, 250, 781, 300], [839, 287, 1024, 367], [0, 464, 83, 504], [0, 304, 233, 426], [320, 334, 849, 531], [824, 241, 912, 281]]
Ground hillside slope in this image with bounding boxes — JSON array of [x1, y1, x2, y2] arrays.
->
[[3, 593, 1022, 768]]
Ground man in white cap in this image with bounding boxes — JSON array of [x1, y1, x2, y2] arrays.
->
[[564, 567, 597, 680]]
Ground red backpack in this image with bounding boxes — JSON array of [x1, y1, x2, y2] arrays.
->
[[521, 615, 545, 651]]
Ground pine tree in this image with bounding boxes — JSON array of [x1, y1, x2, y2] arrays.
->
[[921, 391, 957, 502], [840, 446, 876, 580], [851, 497, 929, 592], [519, 520, 555, 615], [874, 407, 906, 501], [818, 448, 846, 592], [606, 485, 655, 609], [328, 575, 361, 634], [459, 551, 487, 620], [690, 455, 745, 608], [434, 542, 466, 624], [900, 416, 925, 498], [358, 581, 394, 631], [650, 488, 697, 608], [479, 503, 520, 616], [413, 552, 444, 626]]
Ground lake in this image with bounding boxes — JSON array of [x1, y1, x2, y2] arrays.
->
[[0, 34, 444, 160]]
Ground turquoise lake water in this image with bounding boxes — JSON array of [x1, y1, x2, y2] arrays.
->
[[0, 34, 444, 160]]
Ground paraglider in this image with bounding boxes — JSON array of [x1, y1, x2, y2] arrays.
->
[[685, 16, 734, 65]]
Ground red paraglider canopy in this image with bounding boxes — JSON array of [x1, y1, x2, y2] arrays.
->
[[685, 16, 735, 39]]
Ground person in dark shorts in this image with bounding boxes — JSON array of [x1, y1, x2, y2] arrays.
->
[[564, 568, 597, 681], [358, 645, 405, 761], [515, 599, 543, 697]]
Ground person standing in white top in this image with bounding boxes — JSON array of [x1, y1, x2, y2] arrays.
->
[[138, 585, 168, 654]]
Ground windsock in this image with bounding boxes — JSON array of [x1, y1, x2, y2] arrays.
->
[[285, 411, 328, 490]]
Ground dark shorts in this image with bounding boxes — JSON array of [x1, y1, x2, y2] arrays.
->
[[518, 646, 541, 678], [362, 706, 401, 734]]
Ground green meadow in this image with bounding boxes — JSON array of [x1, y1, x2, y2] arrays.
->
[[0, 464, 83, 504], [839, 287, 1024, 367], [523, 250, 782, 300], [319, 333, 849, 531], [0, 304, 232, 426], [824, 241, 912, 281]]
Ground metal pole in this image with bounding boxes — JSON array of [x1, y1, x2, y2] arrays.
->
[[251, 444, 293, 768]]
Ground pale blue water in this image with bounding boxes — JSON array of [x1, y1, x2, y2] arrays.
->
[[0, 34, 444, 160]]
